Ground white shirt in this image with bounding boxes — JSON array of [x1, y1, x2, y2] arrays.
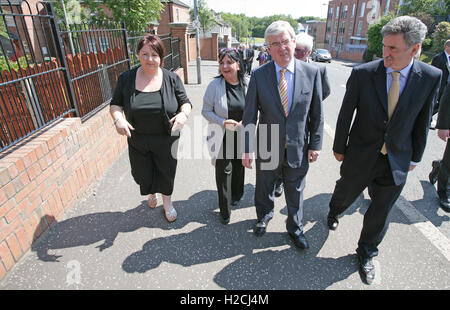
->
[[274, 59, 295, 113]]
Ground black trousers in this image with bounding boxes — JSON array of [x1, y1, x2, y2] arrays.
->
[[329, 153, 405, 258], [128, 133, 179, 196], [437, 140, 450, 195], [255, 151, 309, 236], [215, 130, 245, 219]]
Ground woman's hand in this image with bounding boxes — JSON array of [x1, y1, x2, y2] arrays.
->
[[114, 118, 135, 138], [223, 119, 241, 131], [170, 111, 188, 133]]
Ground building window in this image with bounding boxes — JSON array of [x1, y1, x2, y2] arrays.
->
[[334, 21, 338, 33], [371, 1, 378, 19], [87, 37, 97, 53], [360, 2, 366, 18], [352, 4, 356, 17], [99, 37, 109, 52], [384, 0, 391, 15], [336, 6, 340, 18], [176, 8, 179, 22], [342, 5, 348, 18], [357, 21, 363, 36], [340, 21, 346, 34], [329, 7, 333, 19]]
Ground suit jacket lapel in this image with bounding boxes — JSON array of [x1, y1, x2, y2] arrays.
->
[[267, 62, 287, 117], [374, 61, 388, 116], [291, 60, 306, 115], [391, 59, 422, 121]]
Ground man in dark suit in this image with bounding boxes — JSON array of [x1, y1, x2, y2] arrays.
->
[[242, 21, 323, 249], [326, 16, 441, 285], [274, 32, 330, 197], [431, 39, 450, 114], [429, 83, 450, 211], [239, 44, 254, 75]]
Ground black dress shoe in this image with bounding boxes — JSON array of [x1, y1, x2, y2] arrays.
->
[[220, 216, 230, 225], [357, 254, 375, 285], [288, 233, 309, 249], [274, 183, 284, 197], [438, 192, 450, 212], [429, 160, 440, 185], [327, 214, 339, 230], [253, 221, 267, 236], [231, 200, 239, 206]]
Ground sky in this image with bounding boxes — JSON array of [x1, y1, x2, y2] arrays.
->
[[183, 0, 329, 19]]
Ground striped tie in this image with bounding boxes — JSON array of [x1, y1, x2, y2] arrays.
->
[[279, 69, 289, 116], [381, 71, 400, 155]]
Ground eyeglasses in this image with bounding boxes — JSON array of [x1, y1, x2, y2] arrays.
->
[[268, 39, 292, 49]]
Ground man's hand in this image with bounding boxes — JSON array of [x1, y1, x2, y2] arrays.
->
[[438, 129, 450, 142], [333, 152, 344, 162], [242, 152, 253, 169], [409, 165, 416, 171], [308, 150, 320, 163]]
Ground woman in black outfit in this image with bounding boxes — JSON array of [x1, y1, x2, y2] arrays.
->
[[202, 48, 248, 224], [110, 35, 192, 222]]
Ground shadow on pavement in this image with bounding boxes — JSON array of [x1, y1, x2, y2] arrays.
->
[[122, 193, 359, 289], [30, 184, 255, 263]]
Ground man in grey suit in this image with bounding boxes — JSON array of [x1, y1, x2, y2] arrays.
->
[[327, 16, 441, 284], [242, 21, 323, 249], [274, 32, 331, 197]]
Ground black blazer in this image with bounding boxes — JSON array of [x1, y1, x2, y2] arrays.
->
[[334, 59, 441, 185], [431, 52, 449, 101], [437, 83, 450, 130], [110, 67, 191, 134]]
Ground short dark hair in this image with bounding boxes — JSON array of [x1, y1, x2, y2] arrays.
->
[[137, 34, 165, 67], [217, 48, 247, 86]]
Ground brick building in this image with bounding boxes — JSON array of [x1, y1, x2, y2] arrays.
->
[[324, 0, 400, 62], [305, 20, 327, 49], [158, 0, 191, 35]]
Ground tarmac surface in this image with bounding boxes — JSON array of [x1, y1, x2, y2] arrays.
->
[[0, 59, 449, 290]]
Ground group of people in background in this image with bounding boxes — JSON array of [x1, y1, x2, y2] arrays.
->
[[109, 16, 448, 286]]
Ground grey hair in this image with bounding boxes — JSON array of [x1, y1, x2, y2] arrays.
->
[[264, 20, 296, 44], [295, 32, 314, 51], [445, 39, 450, 48], [381, 16, 427, 48]]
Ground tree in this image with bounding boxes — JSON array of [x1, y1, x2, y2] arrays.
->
[[432, 21, 450, 53], [84, 0, 164, 31], [365, 13, 395, 62], [190, 0, 216, 37]]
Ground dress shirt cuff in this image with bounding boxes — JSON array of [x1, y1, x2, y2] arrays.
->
[[410, 161, 419, 166]]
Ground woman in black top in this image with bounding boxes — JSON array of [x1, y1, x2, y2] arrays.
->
[[202, 48, 248, 224], [110, 35, 192, 222]]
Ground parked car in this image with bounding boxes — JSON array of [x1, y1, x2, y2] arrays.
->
[[312, 49, 332, 63]]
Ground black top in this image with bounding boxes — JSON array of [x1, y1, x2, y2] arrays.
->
[[226, 82, 245, 122], [132, 90, 166, 134], [110, 67, 192, 135]]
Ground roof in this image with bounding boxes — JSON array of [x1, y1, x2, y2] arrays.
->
[[161, 0, 190, 9]]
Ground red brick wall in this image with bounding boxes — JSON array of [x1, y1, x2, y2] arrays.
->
[[0, 107, 127, 279]]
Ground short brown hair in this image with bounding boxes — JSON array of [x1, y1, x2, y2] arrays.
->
[[136, 34, 165, 67]]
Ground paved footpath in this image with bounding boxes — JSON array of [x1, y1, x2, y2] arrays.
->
[[0, 61, 449, 290]]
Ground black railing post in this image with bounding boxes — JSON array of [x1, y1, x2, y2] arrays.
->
[[46, 2, 79, 117], [122, 22, 131, 70]]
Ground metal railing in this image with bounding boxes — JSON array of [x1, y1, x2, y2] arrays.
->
[[0, 0, 182, 152]]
